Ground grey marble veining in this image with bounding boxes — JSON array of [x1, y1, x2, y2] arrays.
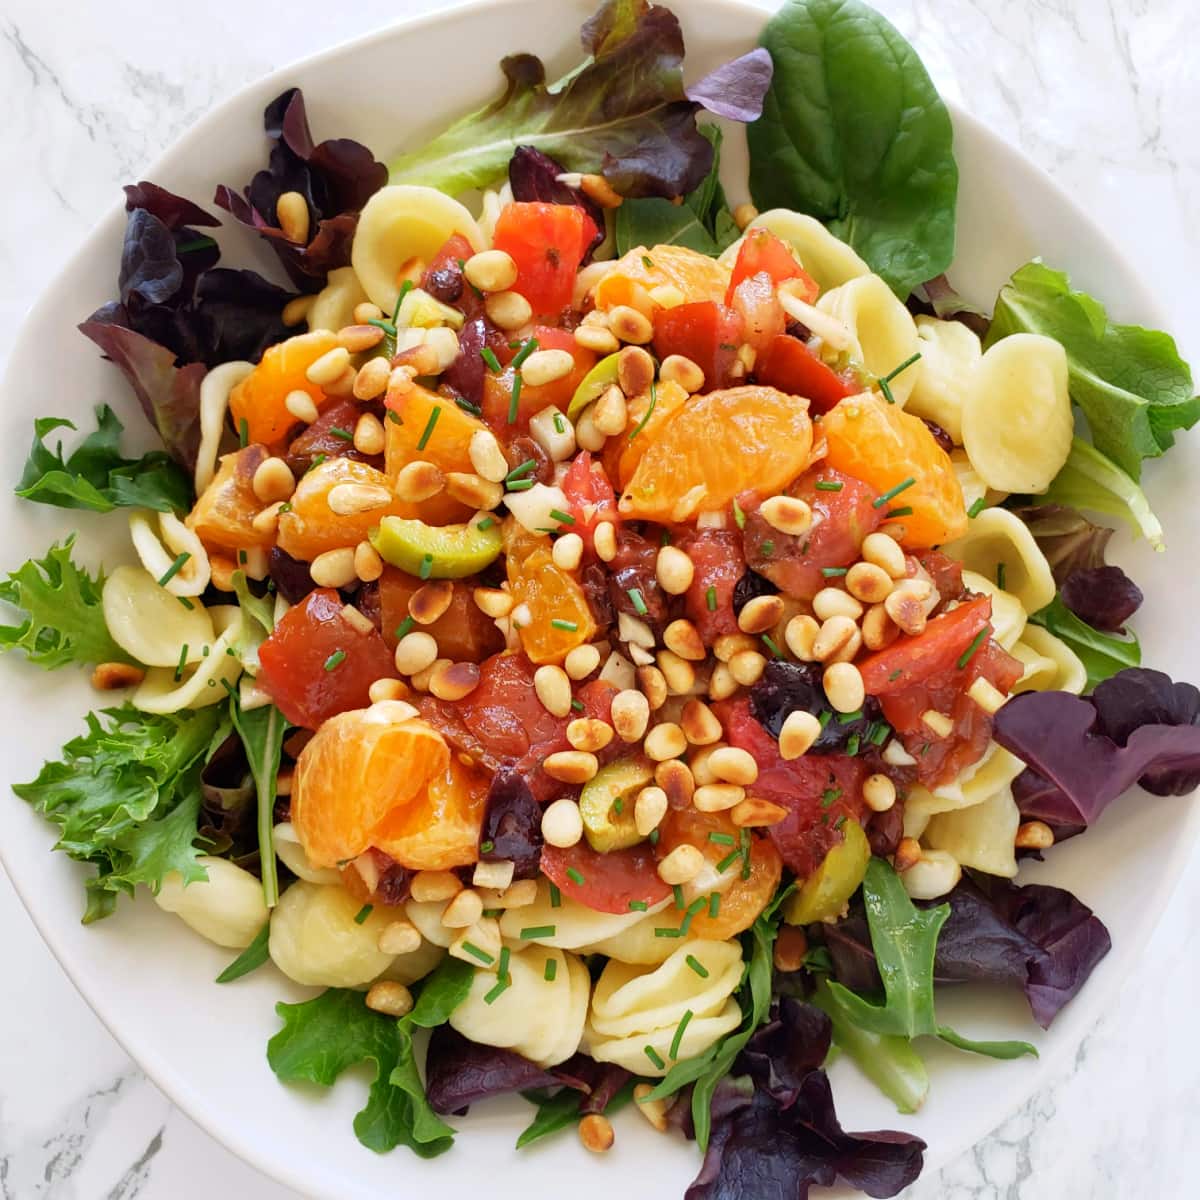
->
[[1, 1, 1198, 1197]]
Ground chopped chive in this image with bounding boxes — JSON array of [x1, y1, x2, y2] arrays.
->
[[814, 479, 843, 492], [673, 884, 686, 910], [571, 698, 585, 711], [511, 337, 540, 369], [520, 925, 556, 940], [549, 508, 576, 525], [480, 840, 495, 854], [834, 814, 847, 830], [387, 409, 402, 425], [550, 618, 579, 632], [821, 566, 848, 577], [997, 562, 1007, 591], [175, 235, 217, 254], [461, 941, 495, 966], [418, 554, 434, 580], [506, 480, 536, 492], [455, 396, 483, 416], [354, 904, 373, 925], [967, 496, 986, 518], [706, 585, 718, 612], [177, 596, 195, 610], [957, 626, 990, 669], [392, 279, 414, 321], [628, 899, 649, 912], [544, 958, 558, 982], [308, 453, 328, 471], [484, 974, 511, 1005], [660, 528, 671, 547], [889, 668, 902, 682], [221, 678, 238, 698], [612, 797, 624, 815], [554, 412, 566, 434], [416, 405, 442, 451], [629, 380, 657, 440], [648, 829, 660, 847], [477, 516, 496, 531], [238, 550, 248, 565], [508, 374, 522, 423], [846, 733, 861, 755], [886, 506, 914, 519], [324, 649, 347, 671], [628, 588, 648, 615], [732, 497, 746, 529], [740, 829, 751, 879], [174, 642, 189, 682], [762, 634, 784, 659], [708, 892, 721, 918], [882, 351, 922, 383], [549, 883, 562, 908], [481, 347, 502, 373], [499, 947, 510, 979], [836, 709, 863, 724], [870, 722, 891, 745], [708, 832, 735, 846], [566, 867, 584, 886], [201, 645, 210, 657], [395, 615, 415, 640], [878, 376, 896, 404], [642, 254, 655, 269], [821, 787, 841, 808], [670, 1010, 694, 1059], [367, 317, 397, 337], [238, 417, 249, 448], [157, 552, 191, 587], [686, 955, 710, 979], [716, 848, 742, 873], [655, 927, 684, 938], [329, 426, 353, 441], [505, 459, 538, 483], [760, 539, 775, 557], [818, 709, 833, 728], [873, 478, 916, 509], [644, 1045, 666, 1070]]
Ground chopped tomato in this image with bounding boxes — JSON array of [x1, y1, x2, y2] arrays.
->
[[729, 271, 786, 354], [286, 398, 377, 477], [541, 841, 672, 914], [491, 202, 598, 318], [859, 596, 992, 695], [378, 567, 504, 662], [717, 697, 866, 879], [480, 326, 596, 435], [561, 450, 619, 552], [742, 466, 881, 601], [258, 588, 397, 729], [678, 529, 745, 643], [652, 301, 744, 390], [726, 228, 816, 303], [917, 550, 967, 605], [755, 334, 858, 412]]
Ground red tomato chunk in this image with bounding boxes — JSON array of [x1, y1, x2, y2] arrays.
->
[[491, 202, 597, 318]]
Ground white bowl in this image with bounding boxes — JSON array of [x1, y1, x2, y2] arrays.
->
[[1, 0, 1195, 1196]]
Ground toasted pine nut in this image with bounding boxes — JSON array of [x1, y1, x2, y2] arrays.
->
[[663, 618, 706, 662], [445, 471, 503, 511], [579, 1113, 615, 1154], [410, 870, 462, 903], [759, 495, 813, 537], [634, 786, 669, 836], [368, 678, 410, 704], [377, 920, 422, 955], [921, 709, 954, 738], [534, 664, 573, 718], [862, 773, 897, 813], [656, 758, 695, 808], [574, 324, 620, 354], [900, 849, 962, 900], [575, 404, 606, 452], [616, 345, 656, 397], [708, 663, 738, 701], [541, 798, 584, 848], [733, 203, 759, 231], [251, 501, 284, 536], [773, 925, 808, 972], [737, 595, 785, 635], [580, 173, 624, 208], [366, 981, 414, 1017], [593, 384, 628, 436], [309, 547, 357, 588], [337, 323, 385, 353], [410, 657, 450, 693], [610, 306, 654, 346], [408, 580, 454, 625], [429, 660, 481, 702], [861, 602, 898, 651], [656, 545, 695, 595], [352, 412, 386, 456], [846, 561, 894, 604], [521, 348, 576, 389], [813, 587, 864, 622], [629, 665, 663, 711], [394, 631, 439, 676], [282, 294, 315, 326], [680, 698, 723, 746], [611, 689, 650, 742], [633, 1083, 670, 1132], [708, 746, 759, 786], [1015, 820, 1055, 850], [327, 482, 392, 516], [644, 722, 687, 761], [395, 460, 445, 502], [252, 456, 296, 504], [657, 650, 695, 696], [657, 843, 705, 885], [885, 580, 933, 636], [694, 783, 746, 813], [92, 661, 146, 690], [861, 531, 908, 579], [353, 302, 384, 324], [823, 662, 865, 714], [564, 643, 601, 680], [469, 429, 510, 483], [285, 389, 320, 423], [894, 837, 923, 872], [567, 718, 613, 753], [485, 290, 533, 330], [731, 797, 789, 827], [442, 888, 484, 929], [276, 190, 309, 243], [779, 710, 822, 760], [396, 342, 441, 377], [713, 632, 757, 662], [593, 521, 617, 562], [967, 676, 1006, 714], [463, 249, 518, 293], [658, 354, 704, 393], [728, 649, 767, 687], [813, 615, 861, 663], [552, 532, 585, 572], [473, 586, 514, 619], [306, 346, 351, 387]]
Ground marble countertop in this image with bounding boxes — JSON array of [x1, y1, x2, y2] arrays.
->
[[2, 0, 1198, 1196]]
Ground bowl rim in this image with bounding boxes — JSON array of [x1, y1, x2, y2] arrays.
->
[[2, 0, 1195, 1195]]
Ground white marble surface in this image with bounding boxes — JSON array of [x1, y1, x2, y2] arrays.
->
[[1, 0, 1198, 1196]]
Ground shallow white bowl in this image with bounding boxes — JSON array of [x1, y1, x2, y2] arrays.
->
[[1, 0, 1196, 1196]]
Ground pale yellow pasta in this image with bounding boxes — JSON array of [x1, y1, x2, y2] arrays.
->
[[449, 945, 589, 1067], [924, 786, 1020, 879], [585, 941, 743, 1076], [102, 565, 217, 667], [499, 878, 669, 949], [132, 622, 242, 714], [578, 905, 695, 965], [950, 450, 994, 515], [352, 185, 485, 314], [905, 316, 981, 444], [960, 569, 1026, 650], [477, 181, 513, 247], [720, 209, 870, 292], [155, 856, 267, 949], [273, 822, 342, 885], [378, 940, 447, 988], [268, 881, 402, 988], [307, 266, 369, 332], [195, 361, 253, 494], [962, 333, 1072, 493], [129, 510, 211, 597], [904, 743, 1026, 821], [1012, 625, 1088, 695], [942, 507, 1056, 615], [817, 275, 921, 406], [405, 899, 456, 948]]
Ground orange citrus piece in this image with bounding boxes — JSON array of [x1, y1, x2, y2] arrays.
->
[[594, 244, 730, 311], [820, 392, 968, 548], [291, 709, 450, 868], [229, 330, 338, 447], [187, 444, 273, 551], [618, 385, 814, 522], [601, 379, 688, 491], [507, 545, 597, 665]]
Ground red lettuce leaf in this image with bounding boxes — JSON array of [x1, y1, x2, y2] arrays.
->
[[1011, 504, 1114, 583], [1059, 564, 1143, 633], [736, 996, 831, 1110], [685, 48, 774, 122]]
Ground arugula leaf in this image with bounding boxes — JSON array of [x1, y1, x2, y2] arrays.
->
[[826, 859, 1036, 1061], [216, 921, 270, 983], [747, 0, 957, 296], [406, 957, 475, 1028], [1029, 594, 1141, 688], [13, 704, 228, 921], [15, 405, 191, 514], [387, 1, 771, 200], [615, 126, 739, 256], [1037, 438, 1164, 550], [227, 699, 286, 907], [988, 261, 1200, 479], [0, 537, 130, 669], [517, 1088, 584, 1150], [385, 1023, 458, 1156]]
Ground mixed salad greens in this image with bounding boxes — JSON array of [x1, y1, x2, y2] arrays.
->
[[4, 1, 1200, 1197]]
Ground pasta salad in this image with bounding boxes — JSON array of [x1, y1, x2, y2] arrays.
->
[[6, 0, 1200, 1195]]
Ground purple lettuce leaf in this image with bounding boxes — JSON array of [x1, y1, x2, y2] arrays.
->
[[479, 766, 543, 878], [214, 88, 387, 291], [557, 1054, 632, 1115], [685, 48, 774, 122], [1011, 504, 1114, 583], [736, 997, 831, 1110], [508, 146, 606, 260], [1059, 564, 1143, 633]]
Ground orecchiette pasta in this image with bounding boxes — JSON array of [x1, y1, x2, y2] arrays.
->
[[498, 878, 669, 949], [721, 209, 870, 293], [1011, 625, 1088, 695], [942, 507, 1057, 616], [577, 904, 696, 966], [950, 449, 994, 515], [817, 275, 921, 407], [129, 510, 211, 597], [268, 881, 404, 988], [307, 266, 370, 332], [904, 742, 1026, 821], [449, 945, 590, 1067], [405, 898, 456, 948], [132, 621, 242, 714], [584, 940, 743, 1077], [960, 569, 1026, 650], [924, 785, 1020, 879], [352, 184, 485, 314], [905, 316, 981, 445], [961, 333, 1073, 493], [155, 856, 267, 949], [377, 939, 447, 988], [195, 361, 253, 495], [273, 822, 342, 885], [102, 565, 217, 667], [477, 181, 513, 247]]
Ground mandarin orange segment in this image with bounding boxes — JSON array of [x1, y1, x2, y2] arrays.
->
[[229, 330, 338, 447], [601, 379, 688, 491], [187, 444, 272, 551], [276, 457, 411, 561], [618, 385, 814, 522], [507, 545, 597, 664], [820, 392, 968, 548], [291, 709, 451, 868], [371, 756, 489, 871], [594, 244, 731, 311]]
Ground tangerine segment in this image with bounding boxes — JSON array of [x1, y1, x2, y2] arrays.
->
[[601, 379, 688, 491], [594, 244, 730, 311], [820, 392, 968, 549], [619, 385, 814, 522], [276, 457, 410, 561], [229, 330, 339, 447], [291, 709, 450, 868], [187, 444, 272, 551], [371, 756, 489, 871], [507, 546, 597, 665]]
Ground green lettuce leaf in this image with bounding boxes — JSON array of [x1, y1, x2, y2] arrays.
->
[[1028, 594, 1141, 688], [216, 922, 270, 983], [15, 405, 191, 514], [747, 0, 958, 296], [228, 699, 286, 907], [0, 536, 130, 669], [987, 261, 1200, 479], [13, 703, 228, 921]]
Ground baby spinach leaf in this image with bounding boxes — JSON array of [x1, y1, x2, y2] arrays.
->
[[406, 957, 475, 1028], [215, 922, 270, 983], [748, 0, 957, 296], [1028, 594, 1141, 689], [988, 261, 1200, 479]]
